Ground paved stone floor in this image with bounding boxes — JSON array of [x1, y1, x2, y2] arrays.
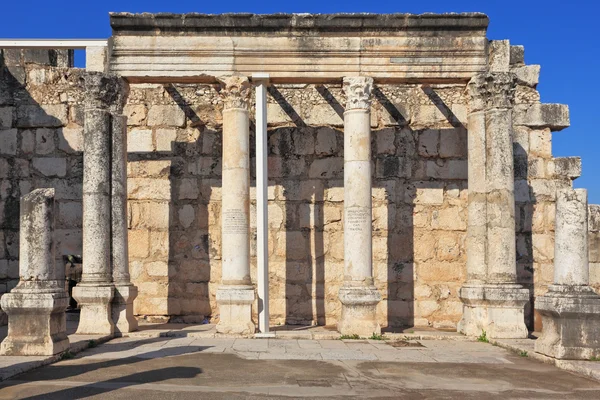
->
[[0, 336, 599, 399]]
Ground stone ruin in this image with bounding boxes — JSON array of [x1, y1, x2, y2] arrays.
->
[[0, 12, 599, 358]]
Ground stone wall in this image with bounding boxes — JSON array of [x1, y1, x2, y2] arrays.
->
[[0, 43, 598, 329], [0, 50, 81, 322]]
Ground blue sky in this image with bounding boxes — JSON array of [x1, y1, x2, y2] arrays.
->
[[2, 1, 599, 203]]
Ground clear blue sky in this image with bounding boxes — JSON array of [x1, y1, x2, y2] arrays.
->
[[2, 1, 599, 203]]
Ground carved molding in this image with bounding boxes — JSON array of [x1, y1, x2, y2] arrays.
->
[[467, 72, 516, 112], [217, 75, 252, 111], [343, 76, 374, 110]]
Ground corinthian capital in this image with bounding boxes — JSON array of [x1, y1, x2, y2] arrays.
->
[[84, 72, 129, 114], [467, 72, 516, 112], [217, 75, 252, 111], [343, 76, 374, 111]]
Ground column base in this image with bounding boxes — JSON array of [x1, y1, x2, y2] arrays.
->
[[112, 284, 138, 336], [216, 286, 255, 335], [535, 287, 600, 360], [73, 284, 115, 335], [458, 284, 529, 339], [0, 291, 69, 356], [338, 285, 382, 337]]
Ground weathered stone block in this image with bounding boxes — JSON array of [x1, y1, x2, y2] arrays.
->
[[128, 129, 153, 153], [0, 107, 14, 129], [124, 104, 147, 126], [510, 45, 525, 66], [32, 157, 67, 177], [550, 157, 581, 180], [513, 65, 540, 87], [128, 178, 171, 200], [315, 127, 338, 155], [308, 158, 343, 179], [35, 128, 56, 155], [147, 105, 186, 127], [488, 40, 510, 72], [304, 104, 343, 126], [514, 104, 570, 131], [418, 129, 438, 157], [58, 127, 84, 153], [0, 129, 17, 155], [155, 128, 177, 152], [17, 105, 68, 128]]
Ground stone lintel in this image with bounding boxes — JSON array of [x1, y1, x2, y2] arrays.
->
[[109, 13, 488, 82]]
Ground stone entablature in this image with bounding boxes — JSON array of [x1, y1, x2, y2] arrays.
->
[[108, 13, 488, 83]]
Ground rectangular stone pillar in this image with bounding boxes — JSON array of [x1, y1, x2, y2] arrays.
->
[[338, 76, 381, 337], [458, 73, 529, 339], [535, 188, 600, 359], [74, 72, 135, 335], [216, 75, 256, 335], [0, 188, 69, 356]]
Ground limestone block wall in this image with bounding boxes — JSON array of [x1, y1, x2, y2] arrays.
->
[[1, 44, 599, 329], [0, 50, 81, 322]]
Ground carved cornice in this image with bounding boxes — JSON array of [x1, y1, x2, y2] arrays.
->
[[217, 75, 252, 111], [343, 76, 374, 110], [84, 71, 129, 113], [467, 72, 516, 112]]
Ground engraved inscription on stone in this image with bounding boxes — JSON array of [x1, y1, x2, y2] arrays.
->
[[347, 209, 369, 232], [223, 209, 247, 234]]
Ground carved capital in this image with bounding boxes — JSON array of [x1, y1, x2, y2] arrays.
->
[[217, 75, 252, 111], [467, 72, 516, 112], [84, 72, 129, 113], [343, 76, 373, 110]]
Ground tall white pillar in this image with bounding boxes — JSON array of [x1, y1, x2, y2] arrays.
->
[[253, 73, 271, 335], [536, 188, 600, 359], [458, 72, 529, 339], [216, 75, 256, 335], [338, 76, 381, 336]]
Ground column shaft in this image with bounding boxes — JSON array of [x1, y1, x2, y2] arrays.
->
[[221, 108, 251, 285], [338, 76, 381, 337], [216, 76, 255, 335], [343, 109, 372, 282], [554, 189, 589, 286]]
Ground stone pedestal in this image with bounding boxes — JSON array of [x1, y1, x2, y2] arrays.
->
[[338, 77, 381, 336], [0, 188, 69, 356], [459, 73, 529, 338], [74, 72, 129, 335], [535, 188, 600, 359], [216, 76, 256, 335], [112, 285, 138, 335]]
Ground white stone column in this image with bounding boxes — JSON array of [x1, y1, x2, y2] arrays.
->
[[553, 189, 589, 287], [216, 75, 255, 335], [111, 108, 138, 335], [73, 72, 127, 335], [338, 76, 381, 336], [535, 188, 600, 359], [0, 188, 70, 355], [458, 73, 529, 339]]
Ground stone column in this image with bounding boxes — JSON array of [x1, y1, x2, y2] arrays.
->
[[73, 72, 128, 335], [458, 73, 530, 339], [338, 76, 381, 336], [535, 188, 600, 359], [215, 75, 255, 335], [0, 188, 70, 355], [111, 108, 138, 335]]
